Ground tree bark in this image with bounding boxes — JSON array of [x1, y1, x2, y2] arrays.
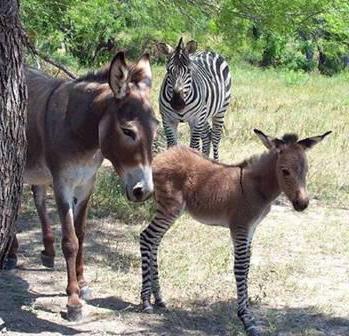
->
[[0, 0, 27, 268]]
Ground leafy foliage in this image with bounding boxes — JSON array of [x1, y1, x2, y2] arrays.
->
[[21, 0, 348, 74]]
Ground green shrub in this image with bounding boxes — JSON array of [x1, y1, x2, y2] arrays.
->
[[90, 167, 155, 224]]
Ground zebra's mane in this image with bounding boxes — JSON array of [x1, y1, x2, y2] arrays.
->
[[171, 49, 191, 67]]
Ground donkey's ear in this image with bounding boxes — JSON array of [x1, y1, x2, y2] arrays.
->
[[109, 52, 129, 99], [156, 42, 174, 56], [133, 53, 152, 97], [297, 131, 332, 150], [186, 40, 198, 54], [254, 129, 284, 150]]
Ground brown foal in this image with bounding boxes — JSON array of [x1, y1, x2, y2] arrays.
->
[[6, 52, 158, 321], [140, 129, 331, 335]]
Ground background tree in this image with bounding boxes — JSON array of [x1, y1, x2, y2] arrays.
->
[[0, 0, 27, 268]]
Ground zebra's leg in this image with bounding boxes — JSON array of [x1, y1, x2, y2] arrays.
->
[[201, 121, 211, 157], [162, 116, 179, 147], [211, 112, 226, 161], [140, 202, 183, 313], [231, 226, 261, 336], [189, 118, 206, 152]]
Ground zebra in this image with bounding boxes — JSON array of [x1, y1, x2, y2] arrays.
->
[[157, 37, 232, 160]]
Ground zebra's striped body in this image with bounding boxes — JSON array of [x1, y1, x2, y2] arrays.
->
[[158, 39, 231, 160], [140, 129, 331, 335]]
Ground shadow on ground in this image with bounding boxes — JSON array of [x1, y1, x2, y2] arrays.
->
[[0, 272, 82, 335], [87, 296, 349, 335]]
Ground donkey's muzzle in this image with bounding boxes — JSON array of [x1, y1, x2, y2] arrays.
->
[[292, 198, 309, 212], [125, 166, 153, 203], [132, 182, 152, 202]]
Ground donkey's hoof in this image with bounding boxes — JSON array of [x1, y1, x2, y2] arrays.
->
[[66, 304, 83, 321], [142, 301, 153, 314], [154, 298, 167, 309], [4, 256, 17, 270], [79, 286, 92, 301], [246, 326, 261, 336], [40, 251, 55, 269]]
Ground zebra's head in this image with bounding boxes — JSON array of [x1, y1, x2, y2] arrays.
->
[[157, 37, 198, 111]]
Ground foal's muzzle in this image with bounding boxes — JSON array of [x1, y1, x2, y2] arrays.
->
[[292, 198, 309, 212]]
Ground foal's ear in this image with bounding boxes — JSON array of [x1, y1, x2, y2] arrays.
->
[[133, 53, 152, 97], [186, 40, 198, 54], [254, 129, 284, 150], [109, 52, 129, 99], [156, 42, 174, 56], [297, 131, 332, 150]]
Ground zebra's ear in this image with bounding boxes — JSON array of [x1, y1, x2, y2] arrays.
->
[[254, 129, 284, 150], [109, 51, 129, 99], [156, 42, 174, 56], [186, 40, 198, 54]]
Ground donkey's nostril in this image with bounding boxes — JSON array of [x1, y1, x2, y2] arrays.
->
[[133, 186, 144, 201]]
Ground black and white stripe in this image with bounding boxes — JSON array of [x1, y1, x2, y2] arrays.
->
[[159, 39, 232, 160]]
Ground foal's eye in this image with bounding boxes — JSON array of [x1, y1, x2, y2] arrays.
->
[[121, 128, 136, 140], [282, 168, 290, 177]]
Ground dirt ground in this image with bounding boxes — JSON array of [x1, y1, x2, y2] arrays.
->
[[0, 202, 348, 336]]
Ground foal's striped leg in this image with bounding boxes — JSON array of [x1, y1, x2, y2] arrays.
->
[[140, 206, 181, 312], [232, 229, 260, 336]]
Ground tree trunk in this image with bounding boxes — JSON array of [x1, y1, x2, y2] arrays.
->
[[0, 0, 27, 268]]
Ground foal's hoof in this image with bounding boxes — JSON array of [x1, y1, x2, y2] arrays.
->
[[79, 286, 92, 301], [142, 301, 153, 314], [66, 304, 83, 321], [40, 251, 54, 269], [4, 256, 17, 270], [154, 298, 167, 309]]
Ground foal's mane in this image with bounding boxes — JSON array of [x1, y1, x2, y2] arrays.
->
[[190, 132, 300, 191]]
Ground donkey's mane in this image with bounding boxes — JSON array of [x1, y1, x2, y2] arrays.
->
[[76, 66, 110, 83], [76, 63, 147, 84]]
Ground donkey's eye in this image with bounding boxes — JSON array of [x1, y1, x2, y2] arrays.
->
[[121, 128, 136, 140], [282, 168, 290, 176]]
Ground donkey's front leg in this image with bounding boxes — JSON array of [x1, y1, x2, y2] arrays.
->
[[232, 229, 260, 336], [74, 183, 94, 301], [54, 183, 82, 321]]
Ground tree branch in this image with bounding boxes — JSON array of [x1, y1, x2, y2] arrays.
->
[[24, 38, 77, 80]]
